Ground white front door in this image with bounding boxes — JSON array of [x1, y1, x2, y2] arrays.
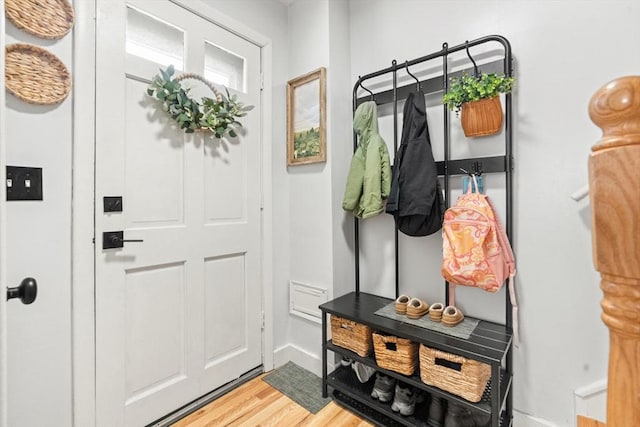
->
[[95, 1, 263, 425]]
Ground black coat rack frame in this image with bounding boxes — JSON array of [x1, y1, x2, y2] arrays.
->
[[350, 34, 514, 424]]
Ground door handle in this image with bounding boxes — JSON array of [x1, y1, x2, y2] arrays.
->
[[6, 277, 37, 304], [103, 231, 144, 250]]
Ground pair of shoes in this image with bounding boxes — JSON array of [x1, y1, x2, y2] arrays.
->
[[395, 295, 411, 314], [370, 373, 395, 402], [442, 306, 464, 326], [391, 382, 417, 416], [407, 298, 429, 319], [396, 295, 429, 319], [443, 402, 475, 427], [428, 303, 444, 322]]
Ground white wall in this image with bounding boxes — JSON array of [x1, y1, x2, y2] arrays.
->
[[5, 17, 73, 427], [347, 0, 640, 425]]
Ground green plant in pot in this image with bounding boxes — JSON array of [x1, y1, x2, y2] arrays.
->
[[443, 72, 515, 137]]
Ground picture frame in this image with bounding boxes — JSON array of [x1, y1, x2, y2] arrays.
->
[[287, 67, 326, 166]]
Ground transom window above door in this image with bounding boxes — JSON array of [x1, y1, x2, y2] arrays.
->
[[126, 6, 184, 70]]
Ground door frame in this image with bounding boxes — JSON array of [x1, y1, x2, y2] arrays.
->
[[0, 1, 7, 426], [71, 1, 274, 425]]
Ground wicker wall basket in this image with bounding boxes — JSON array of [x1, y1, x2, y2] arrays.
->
[[5, 44, 71, 105], [5, 0, 75, 40], [460, 96, 503, 137], [373, 333, 418, 376], [330, 315, 372, 357], [419, 344, 491, 402]]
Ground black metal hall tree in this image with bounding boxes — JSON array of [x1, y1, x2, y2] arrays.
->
[[320, 35, 515, 427]]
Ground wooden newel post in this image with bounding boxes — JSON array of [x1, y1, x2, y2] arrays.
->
[[588, 76, 640, 426]]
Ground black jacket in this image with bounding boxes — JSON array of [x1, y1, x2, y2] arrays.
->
[[385, 90, 444, 236]]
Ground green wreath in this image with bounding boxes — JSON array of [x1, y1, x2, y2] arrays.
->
[[146, 65, 254, 138]]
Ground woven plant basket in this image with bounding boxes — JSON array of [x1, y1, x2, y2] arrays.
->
[[5, 44, 71, 105], [330, 315, 372, 357], [419, 344, 491, 402], [373, 333, 418, 376], [461, 96, 503, 137], [6, 0, 74, 40]]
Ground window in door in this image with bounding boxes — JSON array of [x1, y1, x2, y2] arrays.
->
[[126, 6, 185, 69], [204, 41, 245, 92]]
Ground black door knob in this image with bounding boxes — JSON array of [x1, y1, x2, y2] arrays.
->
[[6, 277, 37, 304], [103, 231, 144, 249]]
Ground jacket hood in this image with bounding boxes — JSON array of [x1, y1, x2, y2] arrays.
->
[[353, 101, 379, 138], [401, 90, 428, 143]]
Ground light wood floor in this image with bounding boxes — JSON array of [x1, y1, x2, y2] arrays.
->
[[172, 374, 373, 426]]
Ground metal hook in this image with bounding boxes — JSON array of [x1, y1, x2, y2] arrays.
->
[[472, 161, 483, 176], [465, 40, 480, 79], [358, 76, 375, 101], [405, 61, 421, 91]]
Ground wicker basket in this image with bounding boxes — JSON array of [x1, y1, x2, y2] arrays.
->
[[419, 344, 491, 402], [5, 44, 71, 105], [330, 315, 372, 357], [373, 333, 418, 375], [6, 0, 75, 40]]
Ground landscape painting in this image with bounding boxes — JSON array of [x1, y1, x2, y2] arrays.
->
[[287, 68, 326, 165]]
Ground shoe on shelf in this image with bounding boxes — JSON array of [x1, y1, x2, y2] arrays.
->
[[395, 294, 411, 314], [444, 402, 475, 427], [391, 382, 417, 416], [370, 373, 396, 403], [340, 356, 353, 366], [471, 410, 491, 427], [427, 395, 446, 427], [428, 302, 444, 322], [351, 361, 376, 383], [441, 306, 464, 326], [406, 298, 429, 319]]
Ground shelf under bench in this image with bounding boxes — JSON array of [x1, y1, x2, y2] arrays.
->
[[326, 340, 512, 416], [320, 291, 512, 365]]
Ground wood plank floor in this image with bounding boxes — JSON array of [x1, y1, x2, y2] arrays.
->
[[172, 374, 373, 426]]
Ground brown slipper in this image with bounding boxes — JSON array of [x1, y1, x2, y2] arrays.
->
[[406, 298, 429, 319], [428, 303, 444, 322], [441, 306, 464, 326], [395, 295, 411, 314]]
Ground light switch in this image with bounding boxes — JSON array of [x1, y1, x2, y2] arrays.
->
[[6, 166, 43, 201]]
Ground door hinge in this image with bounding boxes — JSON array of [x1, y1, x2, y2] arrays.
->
[[261, 311, 265, 330], [260, 72, 264, 91]]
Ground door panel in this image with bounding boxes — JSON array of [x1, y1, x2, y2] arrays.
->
[[96, 1, 262, 426], [124, 78, 185, 226]]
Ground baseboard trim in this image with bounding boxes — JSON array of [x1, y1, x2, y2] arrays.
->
[[148, 365, 263, 427], [513, 410, 557, 426], [273, 343, 322, 376]]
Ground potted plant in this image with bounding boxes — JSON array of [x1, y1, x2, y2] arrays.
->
[[443, 72, 515, 137]]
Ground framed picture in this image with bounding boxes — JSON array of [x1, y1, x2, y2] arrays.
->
[[287, 67, 326, 166]]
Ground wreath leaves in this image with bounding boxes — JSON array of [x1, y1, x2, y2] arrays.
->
[[146, 65, 254, 138]]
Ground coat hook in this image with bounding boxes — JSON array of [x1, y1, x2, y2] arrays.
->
[[405, 61, 421, 91], [472, 161, 483, 176], [358, 76, 375, 102], [465, 40, 480, 79]]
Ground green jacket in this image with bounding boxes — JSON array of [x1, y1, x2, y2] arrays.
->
[[342, 101, 391, 219]]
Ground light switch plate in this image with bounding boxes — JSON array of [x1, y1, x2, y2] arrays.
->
[[6, 166, 43, 201]]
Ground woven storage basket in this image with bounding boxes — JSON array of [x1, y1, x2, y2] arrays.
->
[[5, 44, 71, 105], [419, 344, 491, 402], [6, 0, 75, 40], [330, 315, 372, 357], [372, 333, 418, 376]]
